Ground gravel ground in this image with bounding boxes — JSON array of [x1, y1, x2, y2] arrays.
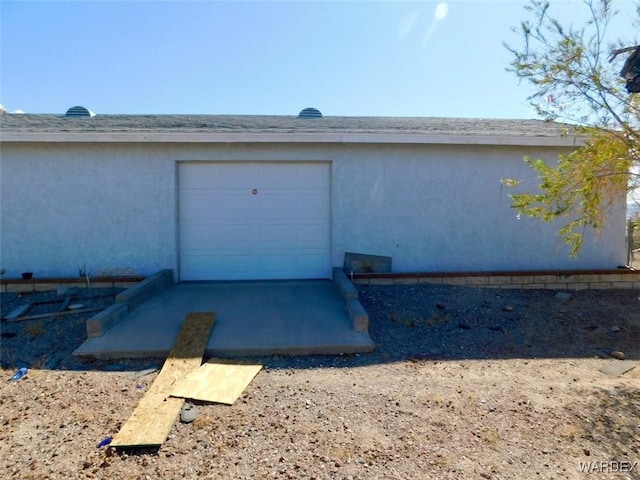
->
[[1, 283, 639, 480]]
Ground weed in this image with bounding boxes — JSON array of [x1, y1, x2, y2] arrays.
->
[[24, 321, 45, 338], [193, 413, 217, 430]]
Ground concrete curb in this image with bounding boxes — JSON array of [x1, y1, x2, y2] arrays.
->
[[86, 303, 128, 338], [86, 269, 173, 338], [115, 269, 173, 312], [333, 267, 369, 332]]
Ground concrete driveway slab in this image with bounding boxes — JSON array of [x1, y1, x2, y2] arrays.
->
[[75, 281, 374, 358]]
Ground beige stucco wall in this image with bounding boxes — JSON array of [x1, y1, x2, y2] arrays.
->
[[0, 141, 626, 279]]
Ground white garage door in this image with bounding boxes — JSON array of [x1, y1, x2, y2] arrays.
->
[[179, 162, 331, 280]]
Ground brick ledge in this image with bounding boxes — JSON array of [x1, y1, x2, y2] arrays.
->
[[349, 268, 640, 289], [0, 276, 145, 293]]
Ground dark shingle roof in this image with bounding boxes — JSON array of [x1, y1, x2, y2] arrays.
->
[[0, 113, 572, 135], [0, 114, 582, 146]]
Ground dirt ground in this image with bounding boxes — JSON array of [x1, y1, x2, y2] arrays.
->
[[0, 284, 639, 480]]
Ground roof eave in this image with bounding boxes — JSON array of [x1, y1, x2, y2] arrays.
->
[[0, 132, 587, 147]]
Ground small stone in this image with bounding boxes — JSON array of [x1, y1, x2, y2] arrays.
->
[[458, 323, 472, 330], [554, 292, 572, 302], [435, 303, 446, 310], [610, 351, 625, 360], [180, 404, 197, 423], [502, 306, 513, 312], [488, 326, 504, 332], [608, 326, 620, 333]]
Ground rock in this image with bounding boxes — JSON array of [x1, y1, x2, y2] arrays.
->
[[435, 303, 446, 310], [610, 351, 625, 360], [458, 323, 472, 330], [488, 326, 504, 332], [608, 326, 620, 333], [180, 404, 197, 423], [502, 306, 513, 312], [554, 292, 572, 302]]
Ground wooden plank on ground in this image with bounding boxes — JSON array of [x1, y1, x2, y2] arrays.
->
[[4, 304, 32, 320], [111, 312, 215, 448], [171, 359, 262, 405], [5, 307, 103, 322], [58, 296, 72, 312], [599, 360, 637, 376]]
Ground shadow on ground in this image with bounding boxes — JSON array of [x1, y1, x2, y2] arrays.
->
[[1, 283, 639, 372]]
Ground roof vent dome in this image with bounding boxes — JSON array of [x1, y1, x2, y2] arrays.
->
[[298, 107, 322, 118], [65, 106, 96, 117]]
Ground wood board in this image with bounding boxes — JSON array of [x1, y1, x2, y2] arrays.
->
[[599, 360, 637, 376], [171, 359, 262, 405], [6, 307, 103, 322], [111, 312, 215, 448], [4, 304, 32, 320]]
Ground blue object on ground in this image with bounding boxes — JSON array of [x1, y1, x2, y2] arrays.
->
[[10, 367, 28, 381], [96, 437, 112, 448]]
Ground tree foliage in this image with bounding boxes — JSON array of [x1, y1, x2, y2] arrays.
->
[[503, 0, 640, 255]]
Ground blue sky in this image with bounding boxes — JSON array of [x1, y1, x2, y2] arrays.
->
[[1, 0, 638, 118]]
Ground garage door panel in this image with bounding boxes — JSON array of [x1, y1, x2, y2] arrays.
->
[[221, 165, 259, 187], [180, 191, 223, 220], [181, 254, 221, 279], [296, 164, 329, 188], [222, 192, 258, 219], [295, 193, 329, 218], [179, 164, 223, 189], [297, 253, 329, 273], [260, 223, 294, 246], [260, 254, 292, 273], [179, 162, 330, 280], [259, 164, 297, 187], [222, 223, 256, 246], [259, 193, 292, 218], [221, 254, 254, 274], [296, 223, 329, 248], [182, 225, 219, 250]]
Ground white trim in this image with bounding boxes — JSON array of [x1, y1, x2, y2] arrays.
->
[[0, 132, 587, 147]]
